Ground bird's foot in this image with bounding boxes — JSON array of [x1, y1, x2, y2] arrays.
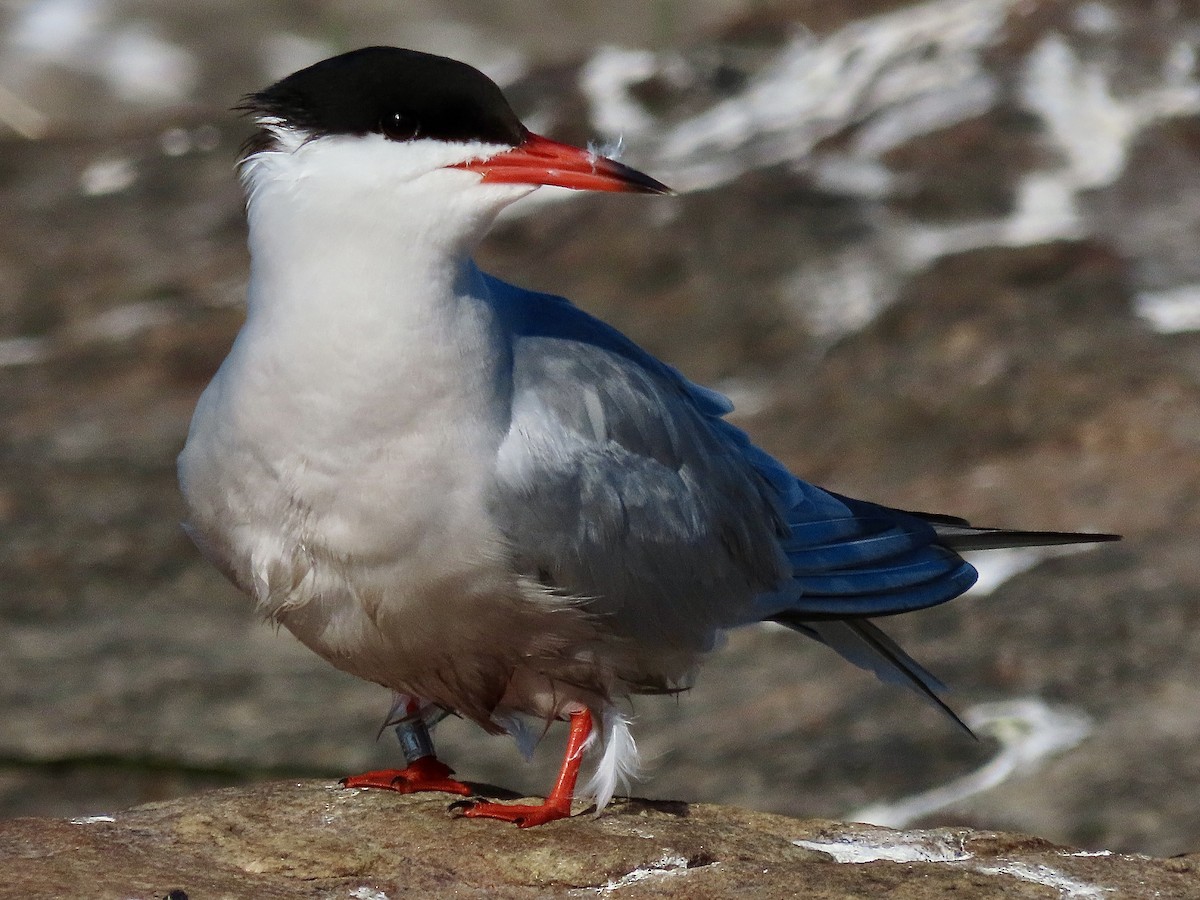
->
[[457, 708, 593, 827], [340, 756, 473, 796], [459, 798, 574, 828]]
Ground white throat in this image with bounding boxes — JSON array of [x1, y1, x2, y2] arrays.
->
[[235, 132, 540, 401], [240, 130, 528, 331]]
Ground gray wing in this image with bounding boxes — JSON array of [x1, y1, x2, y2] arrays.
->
[[491, 334, 790, 670]]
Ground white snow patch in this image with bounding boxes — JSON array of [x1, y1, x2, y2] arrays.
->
[[794, 832, 970, 864], [894, 172, 1088, 271], [1135, 284, 1200, 334], [657, 0, 1016, 190], [79, 156, 136, 196], [8, 0, 107, 59], [1166, 39, 1198, 87], [1022, 37, 1135, 192], [805, 834, 1117, 898], [851, 74, 997, 161], [96, 23, 196, 104], [158, 124, 219, 157], [509, 0, 1020, 223], [0, 336, 51, 367], [1008, 32, 1200, 249], [892, 22, 1200, 270], [782, 247, 900, 342], [159, 126, 192, 157], [850, 698, 1092, 828], [72, 301, 176, 342], [807, 155, 895, 199], [69, 814, 115, 824], [6, 0, 196, 106], [580, 46, 660, 138], [594, 854, 690, 893], [978, 861, 1115, 898], [513, 0, 1200, 348], [1073, 2, 1121, 37], [348, 888, 389, 900], [1003, 173, 1088, 246], [792, 827, 1117, 897]]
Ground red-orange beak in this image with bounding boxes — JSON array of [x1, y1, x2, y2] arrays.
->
[[454, 132, 671, 195]]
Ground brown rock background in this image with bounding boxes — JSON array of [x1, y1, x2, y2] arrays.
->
[[2, 0, 1199, 860]]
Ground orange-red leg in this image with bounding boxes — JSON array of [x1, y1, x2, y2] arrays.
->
[[341, 699, 472, 797], [462, 708, 592, 827]]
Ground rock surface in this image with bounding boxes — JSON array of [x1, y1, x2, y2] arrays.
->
[[2, 781, 1196, 899], [4, 0, 1200, 863]]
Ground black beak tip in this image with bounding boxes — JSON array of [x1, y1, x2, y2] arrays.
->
[[626, 168, 674, 196]]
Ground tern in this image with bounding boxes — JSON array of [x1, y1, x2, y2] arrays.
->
[[178, 46, 1116, 827]]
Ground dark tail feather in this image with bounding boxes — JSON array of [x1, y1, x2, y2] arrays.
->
[[934, 526, 1119, 552], [900, 511, 1121, 552], [773, 614, 975, 738]]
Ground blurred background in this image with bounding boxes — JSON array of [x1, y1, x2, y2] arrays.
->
[[2, 0, 1198, 858]]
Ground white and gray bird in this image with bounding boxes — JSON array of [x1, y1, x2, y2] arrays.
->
[[178, 47, 1116, 826]]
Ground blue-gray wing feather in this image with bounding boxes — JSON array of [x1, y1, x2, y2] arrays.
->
[[491, 323, 791, 658], [486, 274, 978, 705]]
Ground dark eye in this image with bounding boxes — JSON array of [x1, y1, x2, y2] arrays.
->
[[380, 111, 420, 140]]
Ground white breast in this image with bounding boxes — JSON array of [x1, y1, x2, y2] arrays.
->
[[178, 277, 516, 685]]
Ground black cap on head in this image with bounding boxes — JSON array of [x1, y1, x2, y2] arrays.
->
[[242, 47, 528, 147]]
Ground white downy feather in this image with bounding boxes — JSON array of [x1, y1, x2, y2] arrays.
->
[[582, 707, 640, 811]]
